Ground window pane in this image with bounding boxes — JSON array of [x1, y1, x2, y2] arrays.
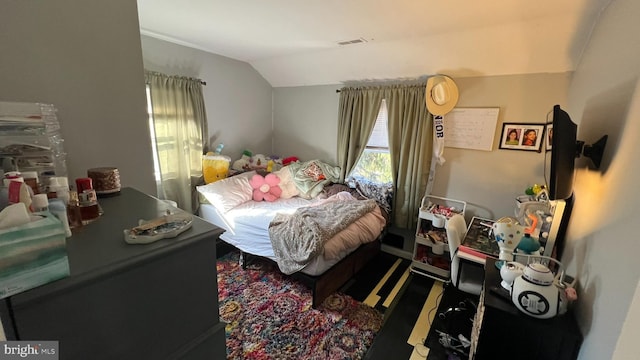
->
[[347, 99, 392, 186], [349, 149, 392, 184], [146, 86, 162, 183], [367, 99, 388, 148]]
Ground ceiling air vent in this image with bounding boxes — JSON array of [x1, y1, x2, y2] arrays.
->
[[337, 38, 368, 46]]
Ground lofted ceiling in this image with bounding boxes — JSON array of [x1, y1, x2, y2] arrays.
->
[[137, 0, 612, 88]]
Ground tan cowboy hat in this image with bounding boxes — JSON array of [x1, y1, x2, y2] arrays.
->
[[425, 75, 459, 115]]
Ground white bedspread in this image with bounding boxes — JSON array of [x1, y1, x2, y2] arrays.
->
[[202, 194, 385, 275], [219, 197, 317, 258]]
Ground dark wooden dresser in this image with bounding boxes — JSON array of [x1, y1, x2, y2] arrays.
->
[[469, 258, 583, 360], [0, 187, 226, 359]]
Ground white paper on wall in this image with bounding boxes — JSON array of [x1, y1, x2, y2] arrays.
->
[[443, 108, 499, 151]]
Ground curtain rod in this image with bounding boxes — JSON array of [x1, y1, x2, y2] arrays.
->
[[336, 83, 426, 93], [144, 70, 206, 86]]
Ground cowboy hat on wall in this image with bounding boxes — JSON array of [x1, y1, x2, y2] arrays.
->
[[426, 75, 459, 115]]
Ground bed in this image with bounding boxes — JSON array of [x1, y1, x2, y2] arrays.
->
[[196, 160, 388, 307]]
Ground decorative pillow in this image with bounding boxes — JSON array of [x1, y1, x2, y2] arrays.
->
[[196, 171, 255, 213], [273, 167, 299, 199], [302, 161, 326, 181], [249, 173, 282, 202]]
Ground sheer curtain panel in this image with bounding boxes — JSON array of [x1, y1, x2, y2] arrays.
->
[[145, 71, 208, 213]]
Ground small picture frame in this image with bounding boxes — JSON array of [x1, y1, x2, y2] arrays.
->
[[499, 123, 545, 152], [545, 124, 553, 151]]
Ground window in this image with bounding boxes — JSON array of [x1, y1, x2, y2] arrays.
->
[[347, 99, 392, 185], [144, 71, 207, 212], [145, 85, 162, 185]]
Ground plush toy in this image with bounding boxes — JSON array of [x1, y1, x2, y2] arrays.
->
[[251, 154, 268, 169], [249, 173, 282, 202], [282, 156, 299, 166], [267, 155, 283, 172], [232, 150, 252, 171], [203, 152, 231, 183]]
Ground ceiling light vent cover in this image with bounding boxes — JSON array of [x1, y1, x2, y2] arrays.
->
[[337, 38, 368, 46]]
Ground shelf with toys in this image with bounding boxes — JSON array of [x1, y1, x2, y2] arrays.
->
[[411, 195, 466, 280]]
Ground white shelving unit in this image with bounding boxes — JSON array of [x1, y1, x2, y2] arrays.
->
[[411, 195, 466, 281]]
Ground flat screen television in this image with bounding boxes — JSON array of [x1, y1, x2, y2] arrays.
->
[[542, 104, 577, 261], [545, 105, 578, 200]]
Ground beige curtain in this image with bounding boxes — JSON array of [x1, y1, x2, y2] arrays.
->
[[145, 71, 208, 213], [385, 84, 432, 229], [337, 83, 433, 230], [336, 87, 384, 181]]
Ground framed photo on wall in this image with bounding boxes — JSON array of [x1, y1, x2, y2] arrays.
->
[[545, 124, 553, 151], [498, 123, 545, 152]]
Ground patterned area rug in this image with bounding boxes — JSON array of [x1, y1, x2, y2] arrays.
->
[[217, 251, 383, 360]]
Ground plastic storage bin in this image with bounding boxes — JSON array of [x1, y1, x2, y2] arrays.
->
[[418, 195, 467, 222], [203, 155, 231, 184], [411, 195, 467, 280]]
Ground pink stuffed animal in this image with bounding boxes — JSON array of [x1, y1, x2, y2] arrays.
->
[[249, 173, 282, 202]]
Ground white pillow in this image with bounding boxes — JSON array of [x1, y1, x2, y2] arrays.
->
[[196, 171, 255, 213], [273, 168, 299, 199]]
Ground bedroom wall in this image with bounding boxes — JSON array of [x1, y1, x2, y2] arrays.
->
[[0, 0, 155, 195], [272, 85, 342, 164], [560, 0, 640, 359], [273, 73, 571, 220], [431, 73, 570, 219], [140, 36, 273, 161]]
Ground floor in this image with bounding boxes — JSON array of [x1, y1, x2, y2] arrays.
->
[[353, 232, 476, 360], [343, 250, 448, 360], [216, 235, 469, 360]]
